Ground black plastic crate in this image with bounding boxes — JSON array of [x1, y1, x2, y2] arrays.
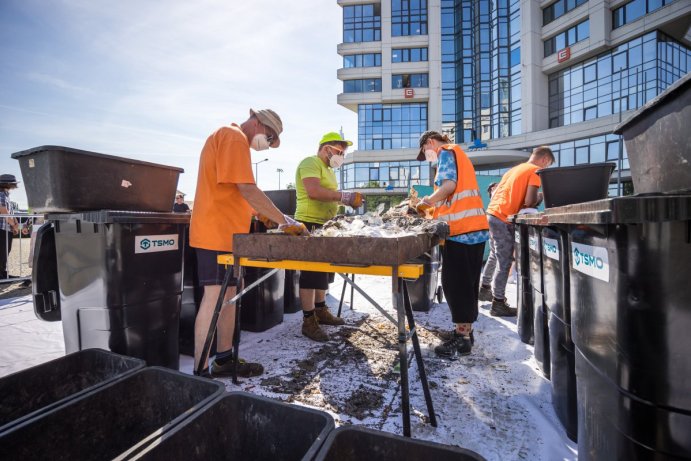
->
[[314, 426, 486, 461], [0, 367, 223, 461], [537, 163, 615, 208], [240, 267, 285, 332], [11, 145, 183, 212], [0, 349, 144, 435], [133, 392, 334, 461]]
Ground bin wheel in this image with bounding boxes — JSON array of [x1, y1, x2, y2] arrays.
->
[[436, 286, 443, 303]]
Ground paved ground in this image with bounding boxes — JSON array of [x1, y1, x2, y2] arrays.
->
[[1, 275, 578, 460]]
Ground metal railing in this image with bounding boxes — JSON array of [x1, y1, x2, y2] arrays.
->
[[0, 213, 44, 284]]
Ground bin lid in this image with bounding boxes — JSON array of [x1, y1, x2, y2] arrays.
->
[[11, 145, 184, 173], [513, 194, 691, 225], [47, 210, 191, 224]]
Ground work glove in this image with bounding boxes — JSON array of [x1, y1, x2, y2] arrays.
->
[[415, 197, 434, 216], [278, 215, 309, 236], [340, 191, 364, 208]]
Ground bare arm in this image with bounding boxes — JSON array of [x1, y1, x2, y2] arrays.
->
[[426, 179, 456, 205], [236, 183, 287, 225], [302, 177, 341, 202], [524, 185, 540, 208], [0, 206, 18, 229]]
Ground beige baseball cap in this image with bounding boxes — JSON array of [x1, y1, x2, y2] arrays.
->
[[250, 108, 283, 147]]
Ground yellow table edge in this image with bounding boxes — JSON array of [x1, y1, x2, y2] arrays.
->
[[217, 254, 424, 279]]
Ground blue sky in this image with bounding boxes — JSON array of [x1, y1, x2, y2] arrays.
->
[[0, 0, 358, 208]]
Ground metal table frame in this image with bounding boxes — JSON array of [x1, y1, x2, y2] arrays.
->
[[196, 255, 437, 437]]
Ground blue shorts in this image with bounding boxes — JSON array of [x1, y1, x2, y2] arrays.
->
[[195, 248, 235, 286]]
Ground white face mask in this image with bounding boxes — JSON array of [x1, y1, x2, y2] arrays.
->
[[251, 134, 270, 151], [329, 153, 345, 168], [424, 149, 438, 162]]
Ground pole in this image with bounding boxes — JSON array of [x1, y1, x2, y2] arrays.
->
[[617, 66, 624, 196]]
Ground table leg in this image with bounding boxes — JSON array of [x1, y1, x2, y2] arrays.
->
[[196, 266, 234, 377], [402, 280, 437, 427], [232, 262, 243, 384], [393, 267, 411, 437], [350, 274, 355, 310], [337, 273, 348, 317]]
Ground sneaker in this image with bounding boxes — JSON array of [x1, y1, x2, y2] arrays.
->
[[434, 332, 472, 358], [478, 285, 493, 302], [315, 306, 345, 325], [490, 298, 517, 317], [302, 315, 329, 342], [193, 367, 213, 379], [210, 356, 264, 378]]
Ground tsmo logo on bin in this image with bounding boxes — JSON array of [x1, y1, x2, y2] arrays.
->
[[543, 237, 560, 261], [135, 234, 179, 254], [571, 242, 609, 282]]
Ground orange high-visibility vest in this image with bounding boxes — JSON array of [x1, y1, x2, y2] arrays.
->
[[432, 144, 489, 236]]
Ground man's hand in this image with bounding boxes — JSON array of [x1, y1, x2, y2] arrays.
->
[[278, 215, 309, 236], [415, 197, 434, 217], [341, 191, 364, 208]]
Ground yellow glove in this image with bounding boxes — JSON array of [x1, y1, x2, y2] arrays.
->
[[341, 191, 364, 208], [278, 216, 309, 236]]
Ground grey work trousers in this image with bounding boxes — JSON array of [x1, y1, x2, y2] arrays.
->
[[480, 215, 514, 301]]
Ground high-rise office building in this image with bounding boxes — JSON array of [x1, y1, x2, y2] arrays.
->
[[337, 0, 691, 196]]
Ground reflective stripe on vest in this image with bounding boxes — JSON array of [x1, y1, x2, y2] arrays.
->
[[449, 189, 480, 203], [436, 207, 486, 222]]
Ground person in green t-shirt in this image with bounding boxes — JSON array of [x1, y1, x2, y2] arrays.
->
[[294, 132, 363, 342]]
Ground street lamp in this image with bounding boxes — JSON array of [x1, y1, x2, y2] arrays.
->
[[252, 158, 268, 185], [276, 168, 284, 189]]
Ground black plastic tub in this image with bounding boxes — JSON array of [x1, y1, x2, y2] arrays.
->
[[314, 426, 486, 461], [533, 288, 551, 380], [132, 392, 335, 461], [405, 245, 441, 312], [0, 367, 223, 461], [11, 145, 183, 212], [614, 72, 691, 194], [241, 267, 285, 332], [549, 315, 577, 442], [265, 189, 297, 215], [0, 349, 145, 435], [284, 269, 302, 314], [537, 163, 615, 208]]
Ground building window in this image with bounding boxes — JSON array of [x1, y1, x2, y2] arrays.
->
[[391, 0, 428, 36], [391, 47, 428, 63], [612, 0, 676, 29], [339, 160, 431, 189], [543, 0, 588, 26], [544, 19, 589, 57], [343, 53, 382, 68], [343, 4, 381, 43], [343, 79, 382, 93], [392, 73, 429, 88], [357, 103, 427, 150], [548, 31, 691, 128]]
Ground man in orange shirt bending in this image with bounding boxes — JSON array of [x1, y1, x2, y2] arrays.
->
[[190, 108, 305, 378], [479, 146, 554, 316]]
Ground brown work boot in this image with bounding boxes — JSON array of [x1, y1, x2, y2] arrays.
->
[[315, 306, 345, 325], [490, 298, 517, 317], [302, 314, 329, 342]]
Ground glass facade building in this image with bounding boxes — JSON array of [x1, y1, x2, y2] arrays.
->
[[445, 0, 522, 143], [357, 103, 428, 150], [613, 0, 679, 29], [343, 4, 381, 43], [339, 160, 431, 189], [391, 0, 428, 36], [548, 31, 691, 128]]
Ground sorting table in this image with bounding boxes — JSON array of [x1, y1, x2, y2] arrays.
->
[[196, 254, 437, 437]]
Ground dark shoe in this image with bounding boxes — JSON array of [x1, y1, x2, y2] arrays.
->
[[315, 306, 345, 325], [210, 356, 264, 378], [302, 315, 329, 342], [434, 332, 472, 358], [478, 285, 493, 302], [490, 298, 517, 317], [193, 367, 213, 379], [438, 329, 475, 346]]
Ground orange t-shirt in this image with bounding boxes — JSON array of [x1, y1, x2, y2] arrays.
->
[[487, 162, 541, 223], [190, 124, 255, 251]]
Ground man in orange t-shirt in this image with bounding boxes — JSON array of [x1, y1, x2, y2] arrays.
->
[[190, 108, 305, 378], [479, 146, 554, 316]]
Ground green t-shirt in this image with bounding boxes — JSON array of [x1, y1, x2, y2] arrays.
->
[[294, 155, 338, 224]]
